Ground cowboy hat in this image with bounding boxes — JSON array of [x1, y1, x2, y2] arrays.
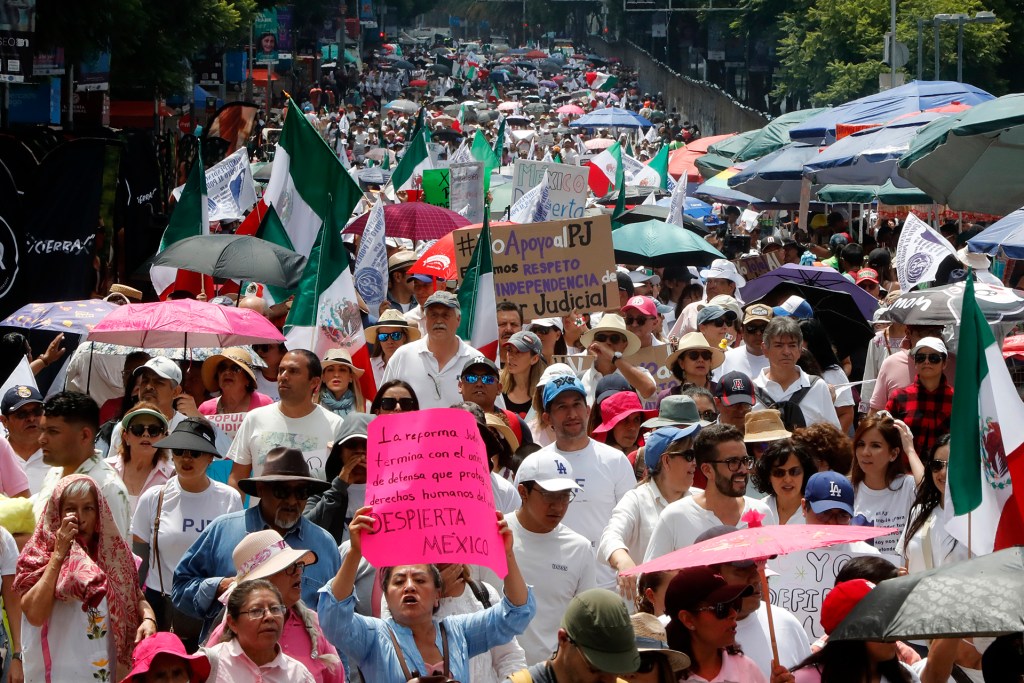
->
[[238, 447, 331, 497], [579, 314, 641, 356]]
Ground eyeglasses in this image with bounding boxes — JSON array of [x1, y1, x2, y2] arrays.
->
[[531, 326, 557, 335], [253, 344, 274, 353], [128, 424, 166, 438], [217, 362, 243, 374], [533, 486, 577, 504], [684, 350, 713, 362], [9, 406, 42, 420], [669, 449, 697, 462], [624, 316, 654, 327], [377, 331, 406, 342], [694, 597, 742, 619], [700, 409, 718, 421], [914, 353, 945, 365], [242, 604, 288, 620], [711, 456, 754, 472], [379, 396, 417, 411], [593, 333, 625, 345], [744, 324, 767, 335], [815, 508, 853, 525], [463, 373, 498, 385], [929, 459, 949, 473], [284, 561, 306, 576], [268, 484, 314, 500], [771, 466, 803, 479]]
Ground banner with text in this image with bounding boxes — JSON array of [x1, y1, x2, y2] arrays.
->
[[450, 161, 485, 223], [205, 412, 247, 442], [172, 147, 257, 222], [512, 159, 588, 221], [362, 409, 508, 577], [733, 252, 782, 282], [554, 345, 677, 408], [895, 211, 956, 293]]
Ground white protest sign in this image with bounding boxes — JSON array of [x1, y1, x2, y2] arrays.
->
[[449, 161, 485, 224], [205, 412, 248, 442], [895, 212, 956, 293], [172, 147, 257, 222], [512, 159, 588, 221]]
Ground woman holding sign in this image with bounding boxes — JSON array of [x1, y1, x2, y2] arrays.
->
[[319, 507, 536, 683]]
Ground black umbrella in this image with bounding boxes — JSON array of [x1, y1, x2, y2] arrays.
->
[[150, 234, 307, 289], [431, 128, 463, 142], [390, 59, 415, 70], [539, 60, 562, 74], [887, 281, 1024, 326], [427, 63, 451, 75], [747, 282, 873, 358], [432, 96, 457, 106], [586, 54, 608, 66], [616, 205, 708, 236], [830, 547, 1024, 642], [552, 93, 574, 103]]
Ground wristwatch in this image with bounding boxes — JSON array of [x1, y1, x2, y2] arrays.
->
[[612, 351, 624, 364], [11, 652, 22, 662]]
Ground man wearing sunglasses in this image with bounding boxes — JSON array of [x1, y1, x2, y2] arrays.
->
[[883, 337, 953, 458], [718, 304, 773, 381], [620, 295, 665, 349], [644, 424, 774, 561]]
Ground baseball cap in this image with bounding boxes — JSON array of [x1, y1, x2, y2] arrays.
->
[[543, 375, 587, 410], [820, 579, 875, 635], [621, 295, 658, 317], [337, 412, 373, 445], [462, 356, 499, 376], [644, 424, 701, 470], [424, 291, 460, 310], [407, 273, 440, 284], [504, 330, 543, 356], [538, 363, 576, 387], [694, 525, 756, 567], [804, 471, 855, 516], [1, 385, 42, 415], [526, 317, 564, 333], [561, 589, 641, 674], [629, 269, 661, 286], [911, 337, 947, 356], [855, 268, 880, 285], [513, 450, 579, 491], [616, 271, 635, 297], [715, 371, 755, 406], [742, 303, 773, 325], [696, 305, 732, 326], [772, 295, 814, 320], [134, 357, 183, 386]]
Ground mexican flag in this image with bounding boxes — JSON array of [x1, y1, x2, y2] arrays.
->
[[945, 276, 1024, 554], [471, 130, 500, 193], [264, 98, 363, 256], [456, 216, 498, 360], [453, 104, 466, 133], [387, 128, 433, 194], [591, 72, 618, 91], [647, 144, 674, 191], [284, 195, 376, 400], [150, 146, 214, 299], [588, 140, 621, 197], [490, 84, 500, 101], [493, 115, 506, 158]]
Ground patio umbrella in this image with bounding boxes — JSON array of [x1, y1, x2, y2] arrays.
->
[[741, 264, 879, 320], [732, 108, 827, 161], [383, 98, 419, 115], [967, 207, 1024, 259], [149, 234, 307, 289], [816, 180, 933, 205], [729, 143, 824, 203], [2, 300, 118, 335], [897, 92, 1024, 215], [886, 281, 1024, 326], [669, 134, 737, 183], [612, 219, 724, 267], [88, 300, 285, 348], [570, 107, 652, 129], [343, 202, 472, 242], [830, 546, 1024, 642]]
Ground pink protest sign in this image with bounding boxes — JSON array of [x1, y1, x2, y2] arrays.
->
[[362, 409, 508, 577]]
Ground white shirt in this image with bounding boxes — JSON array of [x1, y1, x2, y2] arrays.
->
[[382, 337, 480, 410], [16, 448, 55, 496], [820, 366, 854, 408], [227, 403, 344, 482], [65, 341, 126, 406], [0, 527, 17, 576], [535, 439, 636, 589], [736, 602, 811, 677], [644, 495, 776, 562], [897, 505, 968, 574], [766, 496, 805, 525], [717, 345, 769, 382], [853, 474, 917, 558], [255, 372, 281, 401], [751, 367, 840, 429], [491, 472, 520, 514], [597, 480, 695, 566], [204, 639, 315, 682]]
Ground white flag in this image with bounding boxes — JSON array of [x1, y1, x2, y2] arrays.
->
[[171, 147, 256, 223], [353, 197, 389, 316], [895, 212, 956, 292], [0, 356, 37, 397], [509, 170, 551, 223], [666, 173, 688, 227], [641, 192, 657, 206]]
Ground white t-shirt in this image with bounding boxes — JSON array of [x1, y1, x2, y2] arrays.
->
[[131, 477, 242, 592], [644, 495, 776, 562], [491, 472, 520, 514], [716, 345, 769, 382], [17, 448, 56, 496], [484, 513, 596, 665], [736, 602, 811, 678], [820, 366, 854, 408], [535, 439, 636, 589], [227, 403, 344, 482], [255, 373, 281, 401], [0, 526, 17, 575], [853, 474, 916, 558]]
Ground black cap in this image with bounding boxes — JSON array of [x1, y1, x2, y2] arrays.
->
[[617, 271, 635, 297], [154, 418, 223, 458], [1, 385, 43, 415], [714, 371, 755, 406]]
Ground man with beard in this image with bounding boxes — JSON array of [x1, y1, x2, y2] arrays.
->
[[304, 412, 373, 544], [172, 447, 341, 638], [644, 424, 774, 561], [383, 291, 479, 409], [528, 376, 635, 591]]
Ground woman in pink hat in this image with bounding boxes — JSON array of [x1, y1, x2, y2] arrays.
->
[[121, 632, 211, 683], [590, 391, 657, 457]]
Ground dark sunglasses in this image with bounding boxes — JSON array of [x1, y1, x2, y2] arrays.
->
[[172, 449, 211, 460], [624, 316, 654, 326], [128, 424, 166, 437], [217, 361, 243, 373], [669, 449, 697, 462], [594, 333, 625, 345], [269, 484, 314, 500], [463, 373, 498, 385], [379, 396, 417, 411], [771, 466, 803, 479], [929, 459, 949, 473], [684, 350, 713, 362], [377, 331, 406, 342], [531, 326, 557, 335], [744, 324, 767, 335], [705, 318, 729, 327], [694, 597, 742, 619], [914, 353, 945, 365]]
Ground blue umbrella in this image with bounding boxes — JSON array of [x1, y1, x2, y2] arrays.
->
[[655, 195, 716, 221], [570, 107, 652, 129], [490, 70, 513, 84], [967, 208, 1024, 259], [728, 144, 824, 203], [788, 80, 994, 145], [2, 300, 118, 334]]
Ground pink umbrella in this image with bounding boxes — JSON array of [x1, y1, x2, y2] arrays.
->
[[497, 101, 520, 112], [556, 104, 585, 116], [88, 300, 285, 348], [584, 138, 615, 151], [343, 202, 472, 242]]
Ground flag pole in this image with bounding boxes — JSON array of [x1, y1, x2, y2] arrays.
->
[[311, 193, 331, 354]]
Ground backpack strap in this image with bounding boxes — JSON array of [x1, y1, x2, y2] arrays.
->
[[467, 579, 491, 609], [440, 621, 451, 677], [753, 385, 776, 409], [789, 375, 822, 406]]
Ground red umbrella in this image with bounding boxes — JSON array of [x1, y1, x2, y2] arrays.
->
[[668, 133, 737, 183], [1003, 334, 1024, 360], [343, 202, 472, 242], [524, 49, 548, 60], [409, 79, 428, 87], [407, 221, 517, 282]]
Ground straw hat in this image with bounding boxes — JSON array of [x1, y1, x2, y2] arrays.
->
[[201, 347, 258, 393], [629, 612, 692, 673], [485, 412, 520, 452], [666, 332, 725, 371], [231, 529, 318, 584], [322, 348, 365, 377], [108, 283, 143, 301], [365, 308, 421, 344], [579, 314, 641, 356], [743, 409, 792, 443]]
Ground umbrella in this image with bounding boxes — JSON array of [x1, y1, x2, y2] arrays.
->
[[692, 165, 762, 206], [741, 264, 879, 321], [668, 133, 737, 183], [497, 101, 520, 112], [897, 93, 1024, 215], [732, 108, 827, 161], [432, 96, 457, 106], [552, 93, 574, 104], [523, 103, 546, 115], [406, 221, 518, 282], [427, 64, 451, 75], [585, 54, 608, 66], [539, 79, 558, 88], [615, 205, 710, 235], [584, 138, 615, 151], [789, 80, 994, 145], [364, 148, 398, 163], [967, 208, 1024, 259], [728, 143, 824, 203], [612, 219, 724, 267], [88, 300, 285, 348], [830, 547, 1024, 642], [388, 59, 415, 71], [489, 71, 513, 84], [816, 180, 933, 205], [694, 152, 740, 180], [524, 49, 548, 59], [887, 281, 1024, 326], [556, 104, 585, 116], [430, 128, 463, 142], [343, 202, 472, 242], [251, 161, 273, 182], [655, 195, 718, 222], [383, 99, 419, 115], [2, 300, 118, 335], [87, 342, 267, 366], [149, 234, 307, 289], [358, 167, 390, 185], [538, 60, 562, 75], [570, 107, 652, 129], [408, 79, 428, 87], [505, 115, 532, 127]]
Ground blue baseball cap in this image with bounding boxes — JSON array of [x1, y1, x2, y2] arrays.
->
[[543, 375, 587, 410], [804, 471, 855, 516], [772, 295, 814, 320], [644, 424, 701, 470]]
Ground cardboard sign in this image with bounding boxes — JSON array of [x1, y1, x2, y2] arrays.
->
[[450, 161, 485, 224], [490, 216, 618, 321], [553, 345, 678, 408], [362, 409, 508, 577], [422, 168, 451, 208], [205, 412, 247, 442], [733, 252, 782, 281], [768, 547, 877, 640], [451, 225, 483, 282], [512, 159, 589, 220]]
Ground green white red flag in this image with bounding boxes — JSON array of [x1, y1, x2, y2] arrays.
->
[[456, 217, 498, 360]]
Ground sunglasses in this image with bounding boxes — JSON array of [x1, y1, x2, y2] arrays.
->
[[771, 466, 803, 479], [284, 561, 307, 576], [744, 324, 767, 335], [463, 373, 498, 385], [684, 350, 713, 362], [128, 423, 166, 438], [694, 597, 743, 619], [377, 331, 406, 342], [929, 459, 949, 473], [172, 449, 212, 460], [711, 456, 754, 472], [379, 396, 417, 411], [531, 326, 557, 335], [914, 353, 945, 365], [269, 484, 315, 500], [624, 316, 654, 326], [217, 362, 243, 374], [594, 333, 625, 345], [669, 449, 697, 462]]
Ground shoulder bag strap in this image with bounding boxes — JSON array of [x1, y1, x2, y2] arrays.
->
[[467, 579, 491, 609], [440, 621, 451, 677], [153, 485, 168, 593], [386, 625, 415, 681]]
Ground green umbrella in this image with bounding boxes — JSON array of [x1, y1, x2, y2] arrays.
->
[[707, 129, 760, 158], [612, 219, 725, 267], [897, 93, 1024, 215], [731, 108, 827, 162], [694, 152, 737, 180], [817, 180, 933, 205]]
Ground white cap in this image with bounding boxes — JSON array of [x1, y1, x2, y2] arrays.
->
[[527, 317, 564, 332], [133, 357, 182, 386], [538, 362, 576, 386], [513, 451, 579, 491], [912, 337, 947, 356]]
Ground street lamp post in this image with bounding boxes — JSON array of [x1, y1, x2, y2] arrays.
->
[[917, 18, 926, 81], [934, 13, 951, 80], [957, 11, 997, 82]]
